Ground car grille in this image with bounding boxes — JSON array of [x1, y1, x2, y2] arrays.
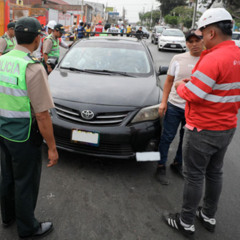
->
[[164, 43, 183, 49], [55, 135, 134, 157], [55, 104, 130, 126]]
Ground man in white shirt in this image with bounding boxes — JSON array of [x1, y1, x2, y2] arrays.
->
[[155, 30, 204, 185]]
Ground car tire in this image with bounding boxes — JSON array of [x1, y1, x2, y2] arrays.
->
[[151, 38, 154, 43], [182, 49, 186, 52], [158, 47, 161, 52]]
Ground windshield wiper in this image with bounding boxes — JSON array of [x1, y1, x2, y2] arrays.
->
[[59, 67, 111, 75], [84, 69, 136, 77]]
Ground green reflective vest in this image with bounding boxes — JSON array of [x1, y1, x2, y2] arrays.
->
[[0, 49, 37, 142], [44, 34, 60, 59], [1, 33, 16, 54]]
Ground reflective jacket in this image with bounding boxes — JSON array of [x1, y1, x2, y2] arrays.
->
[[0, 50, 37, 142], [177, 41, 240, 130], [1, 33, 16, 54], [44, 34, 60, 59], [95, 25, 103, 36]]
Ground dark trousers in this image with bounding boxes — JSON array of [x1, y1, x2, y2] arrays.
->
[[158, 102, 186, 165], [0, 137, 42, 237], [180, 128, 236, 225]]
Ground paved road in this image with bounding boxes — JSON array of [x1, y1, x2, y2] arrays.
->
[[1, 38, 240, 240]]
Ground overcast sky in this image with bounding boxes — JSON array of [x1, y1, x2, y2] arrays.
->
[[86, 0, 160, 23]]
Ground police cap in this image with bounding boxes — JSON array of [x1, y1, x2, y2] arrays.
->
[[7, 22, 15, 29], [15, 17, 41, 34], [54, 24, 65, 33]]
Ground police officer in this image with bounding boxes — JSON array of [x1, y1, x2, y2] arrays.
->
[[43, 23, 66, 74], [0, 22, 16, 55], [0, 17, 58, 239]]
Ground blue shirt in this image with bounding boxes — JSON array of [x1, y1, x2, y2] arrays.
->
[[77, 26, 85, 39]]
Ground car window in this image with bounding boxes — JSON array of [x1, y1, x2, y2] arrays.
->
[[162, 29, 184, 37], [60, 42, 152, 76], [232, 33, 240, 40]]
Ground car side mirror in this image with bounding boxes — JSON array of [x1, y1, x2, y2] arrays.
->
[[157, 66, 168, 76]]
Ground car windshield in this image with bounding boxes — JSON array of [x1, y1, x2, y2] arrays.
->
[[162, 29, 184, 37], [232, 33, 240, 40], [60, 41, 152, 76], [156, 27, 164, 33]]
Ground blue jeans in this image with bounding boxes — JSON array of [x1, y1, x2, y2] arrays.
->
[[158, 102, 186, 166], [180, 128, 236, 224]]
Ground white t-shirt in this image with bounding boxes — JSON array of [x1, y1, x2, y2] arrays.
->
[[168, 52, 200, 109]]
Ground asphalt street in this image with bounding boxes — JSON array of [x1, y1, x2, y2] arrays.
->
[[1, 38, 240, 240]]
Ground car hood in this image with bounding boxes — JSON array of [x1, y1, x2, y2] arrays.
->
[[160, 36, 185, 41], [48, 69, 160, 107]]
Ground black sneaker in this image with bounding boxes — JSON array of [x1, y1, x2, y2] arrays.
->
[[155, 166, 169, 185], [170, 162, 184, 177], [163, 212, 195, 239], [196, 207, 216, 232]]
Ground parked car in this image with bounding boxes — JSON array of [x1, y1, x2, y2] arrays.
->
[[151, 26, 166, 44], [158, 28, 186, 52], [48, 37, 167, 160], [131, 26, 150, 39], [232, 31, 240, 48]]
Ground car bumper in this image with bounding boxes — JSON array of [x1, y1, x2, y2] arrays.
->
[[51, 109, 162, 159], [158, 42, 186, 51]]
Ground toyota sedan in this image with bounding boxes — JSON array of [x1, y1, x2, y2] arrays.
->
[[158, 28, 186, 52], [48, 37, 165, 160]]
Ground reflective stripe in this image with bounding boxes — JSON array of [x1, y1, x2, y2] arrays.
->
[[186, 82, 240, 103], [213, 82, 240, 90], [50, 48, 58, 52], [0, 108, 29, 118], [192, 70, 215, 88], [0, 85, 27, 97]]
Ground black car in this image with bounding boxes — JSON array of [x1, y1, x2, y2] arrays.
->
[[131, 26, 150, 39], [151, 26, 166, 44], [48, 37, 166, 160]]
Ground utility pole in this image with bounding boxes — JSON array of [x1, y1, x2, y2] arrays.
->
[[150, 4, 153, 29], [191, 0, 198, 29], [81, 0, 84, 22]]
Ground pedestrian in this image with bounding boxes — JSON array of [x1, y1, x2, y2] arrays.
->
[[43, 23, 70, 74], [94, 20, 104, 36], [136, 26, 144, 39], [155, 29, 204, 185], [85, 23, 91, 37], [126, 24, 132, 37], [77, 21, 85, 39], [0, 16, 59, 239], [164, 8, 240, 239], [0, 22, 16, 55]]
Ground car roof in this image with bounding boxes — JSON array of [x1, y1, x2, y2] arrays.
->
[[75, 36, 144, 46], [233, 32, 240, 34], [163, 28, 182, 32]]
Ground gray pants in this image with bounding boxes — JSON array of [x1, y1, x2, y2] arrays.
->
[[180, 127, 236, 225]]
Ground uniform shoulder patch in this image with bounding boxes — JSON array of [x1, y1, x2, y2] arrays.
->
[[27, 53, 40, 63]]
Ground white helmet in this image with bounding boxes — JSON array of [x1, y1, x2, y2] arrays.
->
[[198, 8, 232, 29], [47, 20, 57, 30]]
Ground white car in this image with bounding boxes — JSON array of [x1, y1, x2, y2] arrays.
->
[[232, 32, 240, 48], [158, 28, 186, 52]]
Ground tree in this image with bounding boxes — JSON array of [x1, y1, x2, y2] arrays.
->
[[139, 10, 162, 27], [156, 0, 187, 16]]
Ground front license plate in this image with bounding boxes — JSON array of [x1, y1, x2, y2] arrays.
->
[[136, 152, 160, 162], [71, 129, 99, 146], [170, 44, 176, 48]]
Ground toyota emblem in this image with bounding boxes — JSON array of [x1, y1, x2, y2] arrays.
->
[[81, 110, 94, 120]]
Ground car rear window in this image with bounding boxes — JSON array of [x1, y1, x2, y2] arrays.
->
[[162, 29, 184, 37], [60, 41, 153, 76]]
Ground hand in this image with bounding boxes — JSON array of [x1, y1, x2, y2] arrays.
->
[[158, 102, 167, 118], [47, 148, 59, 167], [175, 79, 190, 90], [47, 65, 52, 73]]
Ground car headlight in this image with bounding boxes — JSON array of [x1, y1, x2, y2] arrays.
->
[[131, 104, 160, 123]]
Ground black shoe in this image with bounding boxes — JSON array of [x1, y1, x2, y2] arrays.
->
[[2, 219, 15, 228], [163, 212, 195, 239], [196, 207, 216, 232], [19, 222, 53, 239], [155, 166, 169, 185], [170, 162, 184, 178]]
